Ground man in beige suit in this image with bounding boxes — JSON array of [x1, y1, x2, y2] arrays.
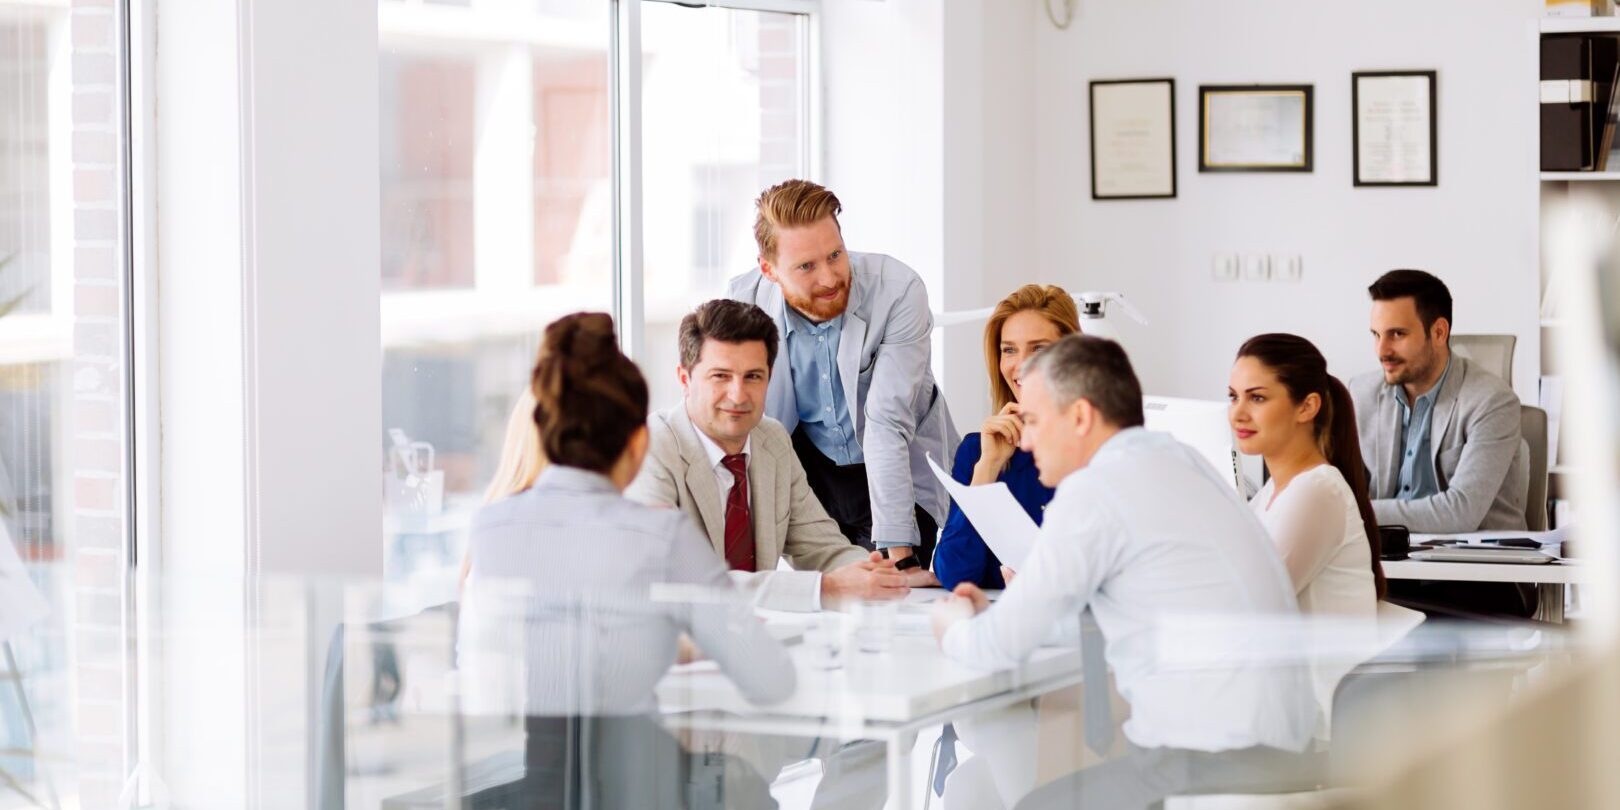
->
[[628, 299, 927, 612]]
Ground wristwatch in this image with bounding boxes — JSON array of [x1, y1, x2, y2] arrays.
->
[[882, 547, 922, 570]]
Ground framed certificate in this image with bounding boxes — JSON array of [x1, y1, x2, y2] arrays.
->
[[1198, 84, 1314, 172], [1353, 71, 1437, 187], [1089, 78, 1176, 200]]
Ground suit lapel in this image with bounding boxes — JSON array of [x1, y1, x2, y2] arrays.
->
[[672, 409, 727, 555], [837, 311, 866, 430], [764, 282, 798, 434], [1430, 358, 1463, 467], [1378, 386, 1402, 498], [747, 434, 780, 568]]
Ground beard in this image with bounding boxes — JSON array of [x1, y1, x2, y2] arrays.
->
[[1382, 349, 1436, 386], [783, 283, 850, 323]]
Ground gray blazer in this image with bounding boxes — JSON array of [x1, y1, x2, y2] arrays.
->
[[1349, 355, 1528, 532], [461, 466, 795, 716], [727, 252, 958, 547], [626, 407, 868, 612]]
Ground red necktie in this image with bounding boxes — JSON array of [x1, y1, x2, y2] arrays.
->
[[720, 453, 756, 572]]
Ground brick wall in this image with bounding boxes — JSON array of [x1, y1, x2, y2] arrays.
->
[[68, 0, 130, 806]]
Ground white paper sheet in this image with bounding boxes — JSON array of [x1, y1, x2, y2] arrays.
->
[[927, 454, 1040, 570], [1412, 526, 1571, 548]]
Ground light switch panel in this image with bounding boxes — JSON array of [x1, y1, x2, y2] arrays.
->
[[1275, 254, 1302, 283], [1241, 254, 1270, 282], [1213, 254, 1239, 282]]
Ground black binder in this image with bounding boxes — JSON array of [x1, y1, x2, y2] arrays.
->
[[1542, 35, 1595, 171]]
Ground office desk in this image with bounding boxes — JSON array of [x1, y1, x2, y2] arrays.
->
[[1383, 556, 1591, 623], [656, 592, 1083, 808]]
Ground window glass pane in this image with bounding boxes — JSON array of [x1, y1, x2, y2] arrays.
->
[[639, 2, 809, 411], [378, 0, 612, 593], [0, 2, 134, 806]]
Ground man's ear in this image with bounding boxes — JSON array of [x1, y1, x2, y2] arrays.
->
[[758, 255, 779, 283], [1432, 316, 1451, 346], [1071, 397, 1094, 438], [676, 363, 691, 392]]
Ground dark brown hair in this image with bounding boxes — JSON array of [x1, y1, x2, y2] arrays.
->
[[531, 313, 648, 475], [1236, 333, 1386, 597], [1023, 334, 1145, 428], [1368, 269, 1452, 342], [678, 300, 780, 372]]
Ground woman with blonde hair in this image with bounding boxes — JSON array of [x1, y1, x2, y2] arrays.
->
[[483, 387, 545, 504], [459, 388, 546, 589], [934, 284, 1080, 589]]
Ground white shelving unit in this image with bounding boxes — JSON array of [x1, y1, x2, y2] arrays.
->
[[1533, 17, 1620, 521], [1541, 170, 1620, 180], [1541, 16, 1620, 34]]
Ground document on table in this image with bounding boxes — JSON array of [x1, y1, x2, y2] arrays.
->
[[1412, 525, 1571, 547], [926, 454, 1040, 570]]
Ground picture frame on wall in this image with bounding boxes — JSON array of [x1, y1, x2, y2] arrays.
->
[[1089, 78, 1177, 200], [1352, 70, 1438, 186], [1198, 84, 1314, 172]]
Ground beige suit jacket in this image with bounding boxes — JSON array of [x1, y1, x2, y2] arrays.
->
[[626, 406, 867, 611]]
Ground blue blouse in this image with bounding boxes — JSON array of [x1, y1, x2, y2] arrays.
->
[[932, 432, 1056, 590]]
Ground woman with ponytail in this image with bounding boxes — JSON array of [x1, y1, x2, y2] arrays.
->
[[1229, 333, 1385, 606], [1229, 333, 1384, 741], [461, 313, 793, 807]]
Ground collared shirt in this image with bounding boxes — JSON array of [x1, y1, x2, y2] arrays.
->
[[941, 428, 1314, 753], [693, 429, 753, 512], [784, 308, 863, 466], [1395, 358, 1451, 501], [691, 426, 823, 610]]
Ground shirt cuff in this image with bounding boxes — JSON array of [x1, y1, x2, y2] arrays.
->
[[871, 522, 919, 548], [811, 573, 823, 611]]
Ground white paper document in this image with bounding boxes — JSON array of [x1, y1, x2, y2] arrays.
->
[[1412, 526, 1571, 548], [926, 454, 1040, 570]]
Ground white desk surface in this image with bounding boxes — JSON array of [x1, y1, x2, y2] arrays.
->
[[1382, 558, 1592, 585], [657, 589, 1081, 724]]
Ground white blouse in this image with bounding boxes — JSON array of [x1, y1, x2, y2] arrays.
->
[[1251, 464, 1376, 617], [1251, 463, 1378, 738]]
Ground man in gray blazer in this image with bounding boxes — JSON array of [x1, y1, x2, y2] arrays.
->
[[627, 299, 926, 612], [1351, 269, 1531, 614], [728, 179, 958, 567]]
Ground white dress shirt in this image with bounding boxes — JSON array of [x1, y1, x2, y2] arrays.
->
[[693, 429, 824, 610], [1251, 464, 1377, 739], [942, 428, 1315, 753], [694, 429, 753, 511]]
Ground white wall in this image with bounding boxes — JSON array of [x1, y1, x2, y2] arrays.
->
[[1033, 0, 1543, 403], [822, 0, 1040, 433]]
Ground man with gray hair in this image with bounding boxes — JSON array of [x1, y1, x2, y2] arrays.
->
[[931, 335, 1316, 808]]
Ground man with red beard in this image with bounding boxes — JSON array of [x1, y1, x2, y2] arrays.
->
[[728, 179, 957, 568]]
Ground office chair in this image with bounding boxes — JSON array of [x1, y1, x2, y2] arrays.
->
[[1450, 334, 1516, 387], [1520, 405, 1550, 532]]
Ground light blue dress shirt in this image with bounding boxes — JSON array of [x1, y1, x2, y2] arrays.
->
[[784, 308, 863, 465], [1395, 359, 1451, 501]]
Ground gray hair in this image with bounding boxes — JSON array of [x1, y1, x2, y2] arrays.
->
[[1021, 334, 1145, 428]]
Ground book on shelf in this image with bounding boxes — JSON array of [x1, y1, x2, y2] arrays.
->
[[1541, 34, 1620, 171], [1546, 0, 1615, 17], [1543, 35, 1599, 170]]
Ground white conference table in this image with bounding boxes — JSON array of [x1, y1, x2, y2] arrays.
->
[[656, 590, 1083, 808], [1383, 552, 1591, 623]]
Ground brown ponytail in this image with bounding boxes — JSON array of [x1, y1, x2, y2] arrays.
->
[[1237, 334, 1386, 598], [531, 313, 648, 475]]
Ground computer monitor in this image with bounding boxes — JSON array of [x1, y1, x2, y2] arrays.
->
[[1142, 396, 1242, 492]]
